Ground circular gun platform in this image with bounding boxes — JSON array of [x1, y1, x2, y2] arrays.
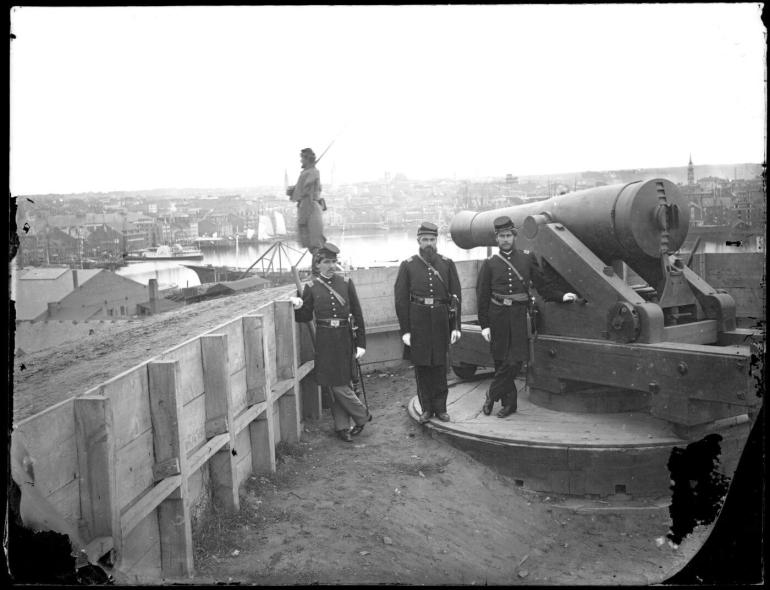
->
[[408, 375, 750, 498]]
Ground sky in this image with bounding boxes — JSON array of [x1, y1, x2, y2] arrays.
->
[[9, 4, 767, 195]]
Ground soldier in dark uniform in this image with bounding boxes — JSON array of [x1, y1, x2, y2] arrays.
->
[[394, 222, 462, 424], [477, 216, 577, 417], [291, 243, 371, 442]]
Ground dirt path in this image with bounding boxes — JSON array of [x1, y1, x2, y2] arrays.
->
[[11, 289, 705, 585], [189, 370, 703, 586]]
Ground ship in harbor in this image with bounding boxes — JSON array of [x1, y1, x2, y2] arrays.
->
[[124, 244, 204, 261]]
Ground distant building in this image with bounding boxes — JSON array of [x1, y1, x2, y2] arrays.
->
[[687, 154, 695, 186]]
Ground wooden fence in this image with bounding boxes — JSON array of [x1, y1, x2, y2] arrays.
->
[[13, 298, 318, 582]]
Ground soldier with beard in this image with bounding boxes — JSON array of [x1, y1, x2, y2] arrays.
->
[[394, 222, 462, 423], [477, 216, 577, 417]]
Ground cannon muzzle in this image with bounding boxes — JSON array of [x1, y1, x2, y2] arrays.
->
[[450, 178, 689, 267]]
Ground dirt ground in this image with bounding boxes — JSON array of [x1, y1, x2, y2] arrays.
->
[[10, 287, 707, 585]]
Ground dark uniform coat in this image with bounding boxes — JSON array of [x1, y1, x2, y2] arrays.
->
[[295, 274, 366, 386], [476, 249, 565, 362], [394, 253, 462, 366]]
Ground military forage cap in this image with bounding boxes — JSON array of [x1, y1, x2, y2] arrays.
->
[[317, 242, 340, 260], [417, 221, 439, 237], [300, 147, 316, 160], [493, 216, 517, 234]]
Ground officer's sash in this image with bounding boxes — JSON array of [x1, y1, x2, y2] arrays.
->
[[314, 277, 347, 306], [494, 252, 531, 298]]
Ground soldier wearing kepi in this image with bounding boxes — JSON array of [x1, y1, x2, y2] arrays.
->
[[291, 243, 371, 442], [477, 216, 577, 417], [287, 147, 326, 253], [394, 222, 462, 424]]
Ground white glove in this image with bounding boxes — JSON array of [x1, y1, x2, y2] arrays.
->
[[402, 333, 411, 347], [562, 293, 577, 303], [290, 296, 304, 309], [450, 330, 462, 344], [481, 327, 491, 342], [355, 347, 366, 359]]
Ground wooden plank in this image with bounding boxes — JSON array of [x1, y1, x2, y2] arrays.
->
[[120, 510, 161, 578], [147, 360, 193, 578], [232, 401, 268, 436], [662, 320, 718, 344], [249, 411, 276, 473], [210, 317, 245, 374], [271, 377, 296, 399], [158, 339, 204, 405], [233, 428, 254, 490], [120, 475, 182, 537], [115, 428, 156, 510], [15, 399, 78, 500], [181, 393, 207, 455], [534, 336, 757, 426], [261, 305, 277, 388], [243, 315, 267, 404], [297, 360, 314, 381], [278, 387, 301, 444], [188, 433, 230, 475], [201, 334, 239, 513], [88, 366, 152, 451], [230, 367, 248, 416], [74, 396, 121, 555], [274, 300, 297, 381]]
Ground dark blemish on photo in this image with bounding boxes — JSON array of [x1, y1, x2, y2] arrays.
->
[[724, 240, 742, 247], [22, 222, 30, 233], [666, 434, 729, 545]]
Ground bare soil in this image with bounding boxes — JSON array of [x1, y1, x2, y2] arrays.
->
[[10, 288, 706, 585]]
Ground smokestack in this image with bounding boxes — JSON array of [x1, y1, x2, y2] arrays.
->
[[149, 278, 159, 314], [72, 269, 79, 289]]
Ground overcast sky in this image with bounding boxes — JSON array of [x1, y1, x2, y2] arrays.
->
[[10, 4, 766, 195]]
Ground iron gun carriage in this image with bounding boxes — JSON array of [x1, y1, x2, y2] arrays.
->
[[450, 178, 763, 434]]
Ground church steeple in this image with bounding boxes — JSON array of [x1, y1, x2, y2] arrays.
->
[[687, 153, 695, 185]]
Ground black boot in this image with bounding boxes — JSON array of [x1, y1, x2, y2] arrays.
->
[[496, 391, 517, 418], [482, 395, 494, 416]]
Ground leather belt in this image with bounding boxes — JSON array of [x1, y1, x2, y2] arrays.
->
[[315, 318, 349, 328], [491, 292, 528, 306], [410, 294, 449, 306]]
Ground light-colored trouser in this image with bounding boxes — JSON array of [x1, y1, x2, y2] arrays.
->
[[328, 384, 369, 431]]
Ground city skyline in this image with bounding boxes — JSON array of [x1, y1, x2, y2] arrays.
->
[[10, 4, 766, 195]]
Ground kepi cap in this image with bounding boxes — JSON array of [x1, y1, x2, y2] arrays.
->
[[493, 216, 517, 234], [316, 242, 340, 260], [417, 221, 439, 237]]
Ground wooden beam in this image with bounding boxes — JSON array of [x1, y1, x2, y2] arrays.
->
[[662, 320, 718, 345], [243, 315, 266, 404], [274, 301, 301, 443], [120, 475, 182, 538], [232, 401, 268, 436], [148, 360, 193, 578], [201, 334, 239, 513], [249, 412, 276, 473], [74, 395, 121, 560]]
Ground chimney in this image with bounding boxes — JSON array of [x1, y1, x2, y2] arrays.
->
[[72, 269, 79, 289], [149, 278, 159, 314]]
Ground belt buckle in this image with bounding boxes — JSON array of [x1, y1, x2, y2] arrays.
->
[[330, 319, 340, 327], [503, 298, 513, 306], [424, 297, 434, 305]]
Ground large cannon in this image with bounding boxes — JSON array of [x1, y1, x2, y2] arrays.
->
[[450, 178, 762, 433]]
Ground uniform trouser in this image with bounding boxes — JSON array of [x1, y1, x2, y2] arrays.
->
[[487, 359, 523, 409], [327, 384, 369, 431], [414, 365, 449, 415]]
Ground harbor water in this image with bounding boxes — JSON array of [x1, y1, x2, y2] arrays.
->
[[117, 230, 489, 288]]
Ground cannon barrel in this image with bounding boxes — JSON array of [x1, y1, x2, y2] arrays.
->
[[450, 179, 690, 267]]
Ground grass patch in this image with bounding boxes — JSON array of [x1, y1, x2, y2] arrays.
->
[[192, 498, 259, 570]]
